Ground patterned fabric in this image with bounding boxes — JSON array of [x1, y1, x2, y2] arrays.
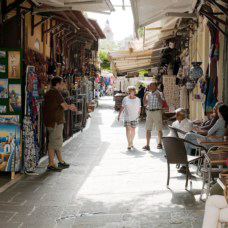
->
[[124, 120, 138, 128], [147, 90, 164, 110], [23, 116, 37, 172]]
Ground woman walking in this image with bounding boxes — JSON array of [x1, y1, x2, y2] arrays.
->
[[118, 86, 141, 150]]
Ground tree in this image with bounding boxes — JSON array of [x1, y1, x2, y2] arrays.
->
[[99, 50, 111, 71]]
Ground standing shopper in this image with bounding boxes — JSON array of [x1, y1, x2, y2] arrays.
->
[[118, 86, 141, 150], [44, 77, 77, 172], [143, 79, 165, 150]]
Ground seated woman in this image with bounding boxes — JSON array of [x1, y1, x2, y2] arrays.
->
[[193, 102, 222, 133], [202, 190, 228, 228], [184, 104, 228, 155]]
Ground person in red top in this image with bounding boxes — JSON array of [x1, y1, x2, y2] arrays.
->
[[43, 77, 77, 172]]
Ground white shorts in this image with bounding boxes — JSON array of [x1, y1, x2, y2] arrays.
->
[[146, 110, 163, 131]]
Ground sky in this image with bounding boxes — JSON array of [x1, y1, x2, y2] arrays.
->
[[87, 0, 134, 41]]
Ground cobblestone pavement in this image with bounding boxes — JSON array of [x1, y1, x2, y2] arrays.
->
[[0, 97, 205, 228]]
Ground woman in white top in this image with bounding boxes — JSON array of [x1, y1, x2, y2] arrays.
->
[[118, 86, 141, 150]]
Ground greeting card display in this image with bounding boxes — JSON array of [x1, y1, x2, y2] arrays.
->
[[0, 79, 8, 98], [0, 106, 7, 113], [9, 84, 21, 112], [0, 51, 6, 58]]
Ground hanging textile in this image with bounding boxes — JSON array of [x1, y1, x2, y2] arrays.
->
[[23, 116, 37, 172], [205, 23, 219, 113]]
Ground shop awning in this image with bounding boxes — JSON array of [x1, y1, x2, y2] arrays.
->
[[109, 49, 153, 75], [130, 0, 196, 30], [144, 17, 178, 49], [35, 0, 114, 14]]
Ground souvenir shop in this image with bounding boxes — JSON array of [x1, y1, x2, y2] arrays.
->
[[0, 0, 105, 179]]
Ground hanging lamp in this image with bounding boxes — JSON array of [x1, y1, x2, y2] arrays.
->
[[190, 62, 203, 79], [189, 32, 203, 80]]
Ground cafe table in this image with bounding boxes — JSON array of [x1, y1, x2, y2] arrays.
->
[[197, 136, 228, 147], [200, 149, 228, 200]]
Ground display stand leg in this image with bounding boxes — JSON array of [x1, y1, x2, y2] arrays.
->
[[11, 171, 15, 180]]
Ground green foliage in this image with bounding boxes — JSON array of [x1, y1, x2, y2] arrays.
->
[[138, 27, 144, 38], [99, 50, 111, 71], [138, 69, 148, 76]]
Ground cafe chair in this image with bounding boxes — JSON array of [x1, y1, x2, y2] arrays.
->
[[162, 137, 206, 190], [168, 125, 188, 138]]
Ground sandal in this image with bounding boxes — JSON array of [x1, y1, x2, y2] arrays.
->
[[47, 165, 62, 172], [157, 144, 163, 149], [142, 145, 150, 151]]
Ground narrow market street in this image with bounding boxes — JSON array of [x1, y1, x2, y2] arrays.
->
[[0, 97, 204, 228]]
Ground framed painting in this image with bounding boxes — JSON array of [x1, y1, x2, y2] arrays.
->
[[8, 51, 21, 79], [9, 84, 21, 112]]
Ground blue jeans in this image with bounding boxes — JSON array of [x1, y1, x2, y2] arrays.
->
[[184, 132, 206, 155]]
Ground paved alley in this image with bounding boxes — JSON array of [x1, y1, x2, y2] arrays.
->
[[0, 97, 204, 228]]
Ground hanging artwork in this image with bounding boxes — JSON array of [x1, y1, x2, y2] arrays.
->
[[0, 106, 7, 113], [9, 84, 21, 112], [0, 123, 21, 172], [0, 115, 19, 124], [0, 79, 8, 98], [0, 64, 6, 73], [8, 51, 21, 79], [0, 51, 6, 58], [27, 66, 39, 98]]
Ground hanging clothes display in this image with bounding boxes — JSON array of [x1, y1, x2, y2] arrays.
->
[[23, 116, 37, 172], [23, 66, 40, 173], [205, 23, 219, 113]]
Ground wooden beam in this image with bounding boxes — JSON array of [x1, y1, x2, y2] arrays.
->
[[201, 10, 227, 26], [207, 0, 228, 17], [33, 7, 72, 14], [62, 12, 80, 30], [201, 11, 228, 37], [31, 10, 34, 36], [59, 31, 72, 40], [53, 27, 66, 37], [43, 23, 63, 34], [68, 39, 84, 47], [70, 11, 97, 41], [165, 12, 197, 18], [2, 0, 25, 14], [34, 16, 51, 28]]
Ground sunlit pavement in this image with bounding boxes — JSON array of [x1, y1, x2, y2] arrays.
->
[[0, 97, 204, 228]]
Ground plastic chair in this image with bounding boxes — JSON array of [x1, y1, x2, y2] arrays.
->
[[162, 137, 206, 190]]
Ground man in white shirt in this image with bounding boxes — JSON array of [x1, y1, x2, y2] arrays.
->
[[169, 108, 193, 138]]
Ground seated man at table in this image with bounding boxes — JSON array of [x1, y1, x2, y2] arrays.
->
[[168, 108, 193, 138]]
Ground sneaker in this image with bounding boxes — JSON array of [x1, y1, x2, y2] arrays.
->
[[47, 165, 62, 172], [58, 162, 70, 169], [157, 144, 163, 149], [142, 145, 150, 151]]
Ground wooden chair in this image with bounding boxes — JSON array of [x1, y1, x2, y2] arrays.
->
[[162, 137, 206, 190]]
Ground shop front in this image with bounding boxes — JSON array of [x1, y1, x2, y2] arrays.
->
[[0, 0, 105, 179]]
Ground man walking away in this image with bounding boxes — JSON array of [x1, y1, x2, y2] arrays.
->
[[143, 79, 165, 150], [44, 77, 77, 172]]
